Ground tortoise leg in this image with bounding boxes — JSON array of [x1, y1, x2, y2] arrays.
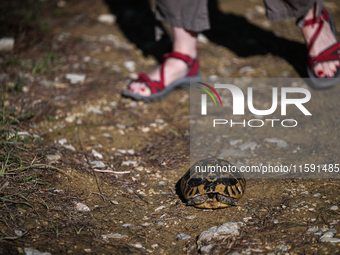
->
[[187, 194, 209, 206], [216, 194, 237, 206]]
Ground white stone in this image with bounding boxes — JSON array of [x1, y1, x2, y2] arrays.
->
[[92, 149, 103, 159], [229, 139, 242, 146], [97, 14, 116, 25], [0, 38, 14, 51], [155, 206, 166, 211], [86, 107, 103, 115], [142, 127, 150, 133], [46, 154, 61, 162], [63, 144, 76, 151], [102, 233, 128, 239], [330, 206, 338, 211], [90, 161, 106, 168], [65, 115, 75, 123], [307, 227, 319, 233], [65, 73, 86, 84], [313, 193, 321, 197], [239, 141, 257, 151], [175, 233, 191, 240], [24, 247, 51, 255], [200, 244, 214, 254], [129, 243, 144, 249], [75, 202, 90, 212], [264, 138, 288, 148], [124, 61, 135, 72], [197, 33, 209, 43], [58, 138, 67, 145], [122, 160, 137, 166]]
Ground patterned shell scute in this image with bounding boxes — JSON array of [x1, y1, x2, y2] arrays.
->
[[180, 158, 246, 201]]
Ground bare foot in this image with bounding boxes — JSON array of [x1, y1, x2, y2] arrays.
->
[[128, 57, 192, 96], [302, 9, 340, 78]]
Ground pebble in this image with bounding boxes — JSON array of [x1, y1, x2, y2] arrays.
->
[[46, 154, 61, 162], [65, 73, 86, 84], [151, 244, 158, 248], [63, 144, 76, 151], [124, 61, 135, 72], [200, 244, 214, 254], [14, 230, 23, 236], [102, 233, 128, 239], [239, 66, 254, 74], [24, 247, 51, 255], [264, 138, 288, 148], [197, 33, 209, 43], [175, 233, 191, 240], [185, 215, 196, 220], [97, 14, 116, 25], [90, 160, 106, 168], [86, 107, 103, 115], [300, 191, 309, 195], [320, 231, 340, 243], [313, 193, 321, 197], [58, 138, 67, 145], [239, 141, 257, 151], [243, 217, 252, 223], [197, 222, 244, 248], [142, 127, 150, 133], [276, 245, 288, 251], [111, 200, 118, 205], [65, 115, 75, 123], [75, 202, 90, 212], [127, 149, 134, 154], [155, 206, 166, 211], [122, 160, 137, 166], [229, 139, 242, 146], [122, 224, 132, 227], [307, 227, 319, 233], [84, 249, 91, 253], [0, 38, 15, 51], [330, 206, 338, 211], [273, 219, 279, 224], [91, 149, 103, 159], [128, 243, 144, 249]]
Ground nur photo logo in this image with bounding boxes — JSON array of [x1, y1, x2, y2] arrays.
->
[[196, 82, 312, 128]]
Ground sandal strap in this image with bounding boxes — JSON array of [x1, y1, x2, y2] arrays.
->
[[162, 51, 199, 78], [309, 42, 340, 67], [135, 72, 164, 94]]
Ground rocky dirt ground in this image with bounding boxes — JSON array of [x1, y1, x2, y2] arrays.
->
[[0, 0, 340, 254]]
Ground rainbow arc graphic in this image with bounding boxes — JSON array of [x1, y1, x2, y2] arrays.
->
[[196, 82, 222, 115]]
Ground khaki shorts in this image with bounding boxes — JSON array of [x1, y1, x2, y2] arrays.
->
[[155, 0, 322, 32]]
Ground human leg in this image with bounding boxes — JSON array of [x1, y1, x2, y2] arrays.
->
[[263, 0, 340, 80], [123, 0, 209, 100]]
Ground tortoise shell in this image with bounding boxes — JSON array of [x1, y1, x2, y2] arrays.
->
[[180, 158, 246, 209]]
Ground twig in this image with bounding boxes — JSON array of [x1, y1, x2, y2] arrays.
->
[[134, 191, 153, 204], [94, 169, 130, 174]]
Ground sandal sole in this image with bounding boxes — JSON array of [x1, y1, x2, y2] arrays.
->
[[122, 73, 202, 102]]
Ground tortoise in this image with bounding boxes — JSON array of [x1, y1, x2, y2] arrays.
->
[[180, 158, 246, 209]]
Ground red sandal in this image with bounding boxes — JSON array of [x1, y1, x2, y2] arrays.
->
[[304, 8, 340, 88], [122, 51, 201, 101]]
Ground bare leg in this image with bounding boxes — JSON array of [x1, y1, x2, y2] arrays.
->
[[128, 27, 198, 96], [302, 4, 340, 78]]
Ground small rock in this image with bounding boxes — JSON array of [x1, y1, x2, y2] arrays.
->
[[243, 217, 252, 223], [46, 154, 61, 162], [122, 160, 137, 166], [111, 200, 118, 205], [86, 107, 103, 115], [65, 115, 75, 123], [197, 33, 209, 43], [239, 66, 254, 74], [57, 0, 66, 8], [14, 230, 23, 236], [63, 144, 76, 151], [0, 38, 15, 51], [313, 193, 321, 197], [75, 202, 90, 212], [24, 247, 51, 255], [264, 138, 288, 148], [239, 141, 257, 151], [90, 160, 106, 168], [142, 127, 150, 133], [327, 229, 337, 234], [276, 245, 288, 251], [229, 139, 242, 146], [330, 206, 338, 211], [307, 227, 319, 233], [300, 191, 309, 195], [129, 101, 137, 108], [185, 215, 196, 220], [127, 149, 134, 154], [65, 73, 86, 84], [273, 219, 279, 224], [155, 206, 166, 211], [151, 244, 158, 248], [124, 61, 135, 72], [320, 237, 340, 243], [200, 244, 214, 254], [118, 149, 127, 154], [122, 224, 132, 227], [128, 243, 144, 249], [58, 138, 67, 145], [92, 149, 103, 159], [84, 249, 91, 253], [97, 14, 116, 25], [102, 233, 128, 239], [175, 233, 191, 240]]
